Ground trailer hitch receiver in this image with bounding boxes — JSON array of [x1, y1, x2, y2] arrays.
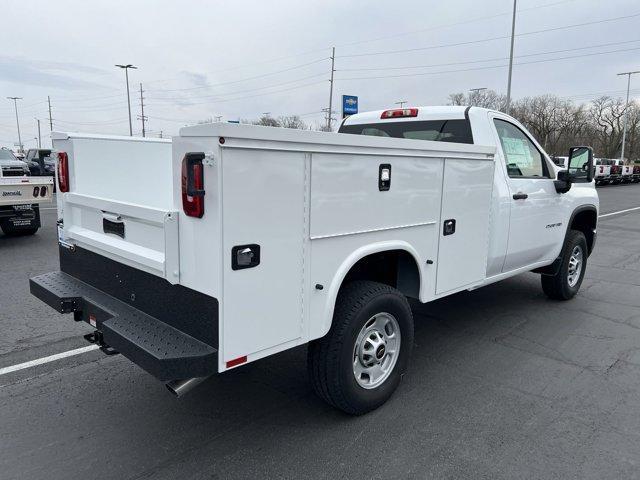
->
[[84, 330, 119, 356]]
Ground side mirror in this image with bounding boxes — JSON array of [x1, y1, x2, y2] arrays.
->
[[567, 146, 593, 183]]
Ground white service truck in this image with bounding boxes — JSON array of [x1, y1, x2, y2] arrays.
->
[[0, 154, 54, 235], [31, 106, 598, 415]]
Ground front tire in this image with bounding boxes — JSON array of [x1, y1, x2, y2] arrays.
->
[[541, 230, 587, 300], [307, 281, 414, 415]]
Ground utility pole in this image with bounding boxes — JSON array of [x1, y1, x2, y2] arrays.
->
[[327, 46, 336, 131], [505, 0, 517, 114], [214, 115, 222, 122], [47, 96, 53, 131], [159, 130, 163, 139], [618, 70, 640, 162], [7, 97, 23, 152], [36, 118, 41, 148], [138, 83, 147, 137], [395, 100, 408, 108], [115, 64, 137, 136]]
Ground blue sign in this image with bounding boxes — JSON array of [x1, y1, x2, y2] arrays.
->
[[342, 95, 358, 117]]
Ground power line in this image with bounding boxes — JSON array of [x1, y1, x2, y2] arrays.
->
[[147, 57, 330, 93], [337, 12, 640, 59], [338, 39, 640, 72], [336, 46, 640, 81], [335, 0, 578, 49], [147, 72, 327, 102]]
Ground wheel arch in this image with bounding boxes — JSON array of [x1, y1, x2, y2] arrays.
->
[[567, 205, 597, 255], [316, 241, 423, 339], [533, 204, 597, 276]]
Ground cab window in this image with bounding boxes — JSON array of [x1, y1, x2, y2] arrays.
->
[[339, 119, 474, 144], [493, 119, 548, 178]]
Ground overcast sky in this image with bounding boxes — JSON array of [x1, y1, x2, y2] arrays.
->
[[1, 0, 639, 149]]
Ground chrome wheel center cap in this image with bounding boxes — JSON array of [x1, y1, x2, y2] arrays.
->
[[352, 313, 401, 389]]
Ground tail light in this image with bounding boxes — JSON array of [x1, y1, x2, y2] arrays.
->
[[57, 152, 70, 192], [33, 186, 40, 197], [599, 166, 604, 173], [380, 108, 418, 119], [181, 152, 205, 218], [40, 186, 47, 197]]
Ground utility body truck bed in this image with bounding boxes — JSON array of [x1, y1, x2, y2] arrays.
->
[[31, 106, 598, 414]]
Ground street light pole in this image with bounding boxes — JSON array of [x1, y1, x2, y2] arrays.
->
[[115, 64, 137, 136], [7, 97, 23, 151], [505, 0, 517, 114], [617, 70, 640, 162]]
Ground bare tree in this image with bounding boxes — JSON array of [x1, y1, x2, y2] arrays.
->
[[278, 115, 307, 129], [448, 93, 466, 106], [253, 115, 280, 127], [588, 96, 626, 158], [448, 89, 506, 110]]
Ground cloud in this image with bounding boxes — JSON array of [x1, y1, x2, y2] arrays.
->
[[0, 56, 110, 90]]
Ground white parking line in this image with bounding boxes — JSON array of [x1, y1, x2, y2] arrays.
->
[[0, 345, 99, 376], [599, 206, 640, 218]]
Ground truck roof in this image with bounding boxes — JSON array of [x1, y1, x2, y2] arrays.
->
[[342, 106, 474, 125]]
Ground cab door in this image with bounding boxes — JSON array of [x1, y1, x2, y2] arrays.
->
[[489, 114, 566, 272]]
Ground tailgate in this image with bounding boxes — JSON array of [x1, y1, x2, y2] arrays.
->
[[52, 133, 178, 283], [0, 176, 54, 206], [61, 193, 179, 282]]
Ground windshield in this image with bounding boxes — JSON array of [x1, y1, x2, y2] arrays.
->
[[339, 119, 474, 144], [0, 149, 18, 161]]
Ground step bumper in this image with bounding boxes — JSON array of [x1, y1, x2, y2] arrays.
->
[[30, 271, 218, 381]]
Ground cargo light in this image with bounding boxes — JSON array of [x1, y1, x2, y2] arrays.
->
[[380, 108, 418, 119], [57, 152, 70, 193]]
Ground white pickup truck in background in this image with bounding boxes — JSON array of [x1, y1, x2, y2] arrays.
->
[[31, 106, 598, 415], [594, 158, 611, 185], [0, 149, 54, 236]]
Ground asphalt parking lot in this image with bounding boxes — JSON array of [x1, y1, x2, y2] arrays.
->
[[1, 184, 640, 480]]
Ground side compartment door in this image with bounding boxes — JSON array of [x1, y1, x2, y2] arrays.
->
[[490, 115, 566, 272], [221, 148, 307, 365], [436, 158, 494, 295]]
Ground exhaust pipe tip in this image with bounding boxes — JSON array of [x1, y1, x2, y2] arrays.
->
[[165, 376, 209, 397]]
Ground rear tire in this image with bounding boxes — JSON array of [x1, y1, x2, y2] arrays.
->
[[541, 230, 587, 300], [307, 281, 414, 415]]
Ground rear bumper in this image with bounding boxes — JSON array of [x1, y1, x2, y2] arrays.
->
[[30, 271, 218, 381], [30, 245, 219, 381], [0, 204, 40, 229]]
